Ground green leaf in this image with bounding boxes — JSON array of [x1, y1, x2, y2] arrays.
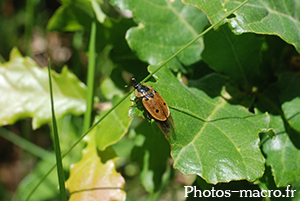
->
[[0, 48, 86, 129], [65, 133, 126, 201], [261, 115, 300, 200], [183, 0, 300, 53], [100, 78, 124, 100], [47, 0, 109, 32], [13, 158, 59, 201], [131, 120, 171, 193], [94, 95, 132, 151], [54, 115, 85, 169], [47, 5, 92, 32], [202, 25, 264, 89], [91, 0, 107, 23], [255, 166, 300, 201], [113, 0, 209, 71], [277, 72, 300, 134], [139, 65, 269, 184], [263, 132, 300, 187], [61, 0, 95, 17]]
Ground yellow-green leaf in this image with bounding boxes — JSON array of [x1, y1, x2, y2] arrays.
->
[[65, 134, 126, 201], [0, 48, 86, 129]]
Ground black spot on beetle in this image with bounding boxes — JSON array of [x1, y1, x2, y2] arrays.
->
[[156, 109, 159, 113]]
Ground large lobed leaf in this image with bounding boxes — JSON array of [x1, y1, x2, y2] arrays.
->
[[132, 65, 269, 184], [0, 48, 86, 129], [184, 0, 300, 53], [111, 0, 209, 71]]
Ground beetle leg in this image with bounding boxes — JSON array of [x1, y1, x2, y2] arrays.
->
[[146, 112, 153, 126], [146, 112, 151, 120], [130, 97, 142, 107]]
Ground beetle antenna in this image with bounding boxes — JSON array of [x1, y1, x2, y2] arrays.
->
[[125, 77, 138, 88], [131, 77, 137, 83], [131, 77, 140, 89]]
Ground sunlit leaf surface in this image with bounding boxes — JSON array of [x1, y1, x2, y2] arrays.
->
[[0, 48, 86, 129], [183, 0, 300, 52]]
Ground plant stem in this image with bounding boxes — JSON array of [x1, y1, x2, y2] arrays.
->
[[25, 0, 34, 56], [83, 20, 97, 133], [0, 128, 53, 161]]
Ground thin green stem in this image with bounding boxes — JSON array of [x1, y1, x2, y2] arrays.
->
[[25, 0, 34, 56], [83, 20, 97, 133], [25, 165, 57, 201], [0, 128, 53, 161]]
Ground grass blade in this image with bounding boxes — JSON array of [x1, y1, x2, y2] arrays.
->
[[47, 59, 67, 201], [0, 128, 53, 161]]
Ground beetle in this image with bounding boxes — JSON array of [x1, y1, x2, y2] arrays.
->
[[131, 78, 175, 138]]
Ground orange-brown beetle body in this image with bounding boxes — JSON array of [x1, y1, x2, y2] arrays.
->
[[133, 81, 175, 137], [134, 83, 169, 121]]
